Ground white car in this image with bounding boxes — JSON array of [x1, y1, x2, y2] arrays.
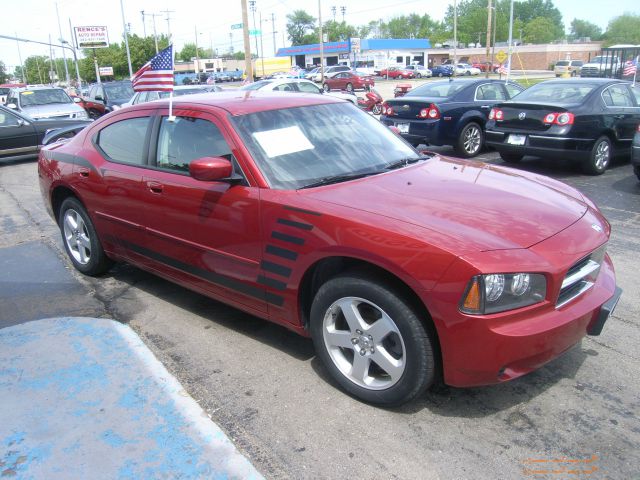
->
[[239, 78, 357, 105], [455, 64, 481, 76], [311, 65, 352, 82], [121, 85, 224, 107], [404, 65, 432, 78]]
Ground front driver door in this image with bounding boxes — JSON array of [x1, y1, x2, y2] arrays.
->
[[0, 109, 38, 159], [140, 108, 267, 314]]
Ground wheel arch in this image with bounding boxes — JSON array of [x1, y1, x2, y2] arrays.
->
[[51, 184, 84, 225], [297, 255, 442, 372]]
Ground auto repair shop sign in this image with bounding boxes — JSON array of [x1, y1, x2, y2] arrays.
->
[[74, 26, 109, 48]]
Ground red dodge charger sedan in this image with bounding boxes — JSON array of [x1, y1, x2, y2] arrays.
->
[[38, 91, 621, 406]]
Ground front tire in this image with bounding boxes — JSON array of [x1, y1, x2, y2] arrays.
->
[[499, 152, 524, 163], [584, 136, 612, 175], [455, 122, 483, 158], [59, 197, 112, 276], [310, 273, 435, 406], [416, 73, 422, 79], [372, 104, 382, 115], [323, 83, 330, 92], [346, 82, 354, 92]]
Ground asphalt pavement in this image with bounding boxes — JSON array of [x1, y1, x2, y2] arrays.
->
[[1, 138, 639, 479]]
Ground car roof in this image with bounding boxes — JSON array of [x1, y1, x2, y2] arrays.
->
[[12, 86, 64, 91], [536, 78, 630, 86], [124, 90, 341, 116]]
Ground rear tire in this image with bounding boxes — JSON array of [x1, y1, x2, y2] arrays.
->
[[584, 136, 612, 175], [59, 197, 112, 276], [323, 83, 330, 92], [372, 104, 382, 115], [346, 83, 354, 92], [88, 109, 101, 119], [454, 122, 483, 158], [310, 273, 435, 406], [499, 152, 524, 163], [416, 73, 422, 79]]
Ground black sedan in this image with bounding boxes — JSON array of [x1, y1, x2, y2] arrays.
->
[[632, 123, 640, 181], [485, 79, 640, 175], [0, 105, 91, 162], [380, 79, 524, 157]]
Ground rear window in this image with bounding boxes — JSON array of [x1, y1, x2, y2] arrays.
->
[[406, 81, 467, 98], [571, 61, 583, 66], [555, 61, 569, 66], [512, 83, 598, 104]]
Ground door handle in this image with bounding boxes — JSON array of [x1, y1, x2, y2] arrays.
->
[[146, 181, 163, 194], [78, 167, 90, 178]]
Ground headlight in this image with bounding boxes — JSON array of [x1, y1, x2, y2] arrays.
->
[[460, 273, 546, 314], [75, 110, 88, 119]]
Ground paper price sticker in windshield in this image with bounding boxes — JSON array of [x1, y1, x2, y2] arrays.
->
[[252, 126, 314, 158], [22, 91, 34, 95]]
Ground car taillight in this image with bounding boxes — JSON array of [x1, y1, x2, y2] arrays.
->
[[489, 108, 503, 121], [382, 103, 394, 116], [418, 104, 440, 119], [637, 124, 640, 133], [543, 112, 575, 126]]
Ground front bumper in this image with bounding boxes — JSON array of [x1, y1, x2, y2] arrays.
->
[[486, 130, 594, 160]]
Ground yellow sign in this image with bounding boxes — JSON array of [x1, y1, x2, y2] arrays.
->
[[496, 50, 507, 63]]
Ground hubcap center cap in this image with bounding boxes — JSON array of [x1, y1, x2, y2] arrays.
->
[[352, 332, 375, 355]]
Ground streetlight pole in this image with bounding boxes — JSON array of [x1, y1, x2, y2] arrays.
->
[[68, 18, 82, 88], [120, 0, 133, 77], [259, 12, 265, 74], [241, 0, 253, 80], [491, 6, 497, 70], [194, 26, 200, 77], [55, 2, 71, 87], [319, 0, 324, 82], [453, 0, 457, 76], [15, 33, 25, 83], [485, 0, 492, 78], [506, 0, 514, 84]]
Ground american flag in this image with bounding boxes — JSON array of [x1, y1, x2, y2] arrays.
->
[[498, 60, 510, 75], [132, 45, 174, 92], [623, 57, 638, 76]]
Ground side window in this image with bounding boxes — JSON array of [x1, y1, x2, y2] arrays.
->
[[97, 117, 149, 164], [88, 86, 96, 99], [629, 86, 640, 106], [296, 82, 321, 93], [476, 84, 506, 101], [273, 83, 294, 92], [133, 92, 147, 104], [505, 84, 523, 99], [96, 86, 104, 99], [605, 85, 634, 107], [155, 116, 233, 173], [0, 110, 20, 127]]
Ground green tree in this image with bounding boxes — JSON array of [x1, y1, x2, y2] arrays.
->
[[0, 61, 7, 83], [322, 20, 358, 42], [379, 14, 441, 40], [179, 42, 207, 62], [286, 10, 316, 45], [523, 16, 561, 44], [603, 13, 640, 46], [569, 19, 602, 40]]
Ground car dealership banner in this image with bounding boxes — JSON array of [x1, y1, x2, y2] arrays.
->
[[74, 26, 109, 48]]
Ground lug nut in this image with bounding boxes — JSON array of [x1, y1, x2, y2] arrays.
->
[[359, 349, 366, 356], [356, 329, 362, 335], [368, 335, 373, 341], [351, 338, 358, 345], [370, 347, 375, 353]]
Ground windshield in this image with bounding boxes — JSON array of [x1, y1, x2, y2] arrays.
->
[[0, 88, 9, 95], [406, 81, 467, 98], [104, 83, 134, 99], [555, 61, 569, 66], [159, 88, 212, 98], [231, 103, 419, 190], [19, 89, 72, 106], [589, 56, 615, 63], [513, 83, 598, 104], [240, 80, 273, 91]]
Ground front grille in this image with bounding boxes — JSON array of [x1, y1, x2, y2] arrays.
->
[[580, 67, 602, 77], [557, 246, 606, 307]]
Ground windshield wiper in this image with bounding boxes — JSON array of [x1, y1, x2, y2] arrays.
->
[[385, 155, 431, 171], [299, 171, 379, 189]]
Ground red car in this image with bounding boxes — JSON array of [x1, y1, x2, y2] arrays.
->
[[471, 62, 501, 73], [323, 71, 374, 92], [378, 67, 415, 79], [38, 91, 621, 406]]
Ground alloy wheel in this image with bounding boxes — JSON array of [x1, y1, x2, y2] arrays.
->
[[594, 141, 610, 171], [463, 124, 482, 155], [63, 209, 92, 265]]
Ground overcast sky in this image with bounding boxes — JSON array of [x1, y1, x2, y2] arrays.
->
[[1, 0, 637, 73]]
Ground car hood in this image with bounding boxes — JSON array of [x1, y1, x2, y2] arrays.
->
[[22, 103, 85, 118], [303, 156, 588, 253]]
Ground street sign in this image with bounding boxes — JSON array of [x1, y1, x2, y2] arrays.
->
[[496, 50, 507, 63], [74, 26, 109, 49], [98, 66, 114, 76], [350, 37, 361, 53], [249, 29, 261, 36], [231, 23, 243, 30]]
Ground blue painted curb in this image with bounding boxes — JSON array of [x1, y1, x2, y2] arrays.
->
[[0, 317, 264, 479]]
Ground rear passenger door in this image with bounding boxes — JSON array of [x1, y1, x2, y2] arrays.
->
[[474, 83, 508, 119], [602, 84, 640, 146]]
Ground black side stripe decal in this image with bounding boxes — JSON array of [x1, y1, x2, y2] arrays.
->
[[260, 260, 292, 278], [45, 150, 99, 174], [271, 231, 305, 245], [277, 218, 313, 231], [265, 245, 298, 261], [114, 238, 284, 306], [257, 275, 287, 291], [283, 205, 322, 216]]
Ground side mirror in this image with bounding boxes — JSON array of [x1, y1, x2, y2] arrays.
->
[[73, 97, 82, 103], [7, 103, 17, 109], [189, 156, 233, 182]]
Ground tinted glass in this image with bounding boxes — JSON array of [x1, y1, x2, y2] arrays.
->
[[603, 85, 634, 107], [230, 103, 418, 190], [505, 83, 523, 99], [98, 117, 149, 164], [0, 110, 20, 127], [103, 83, 134, 99], [513, 83, 597, 104], [406, 81, 467, 98], [156, 116, 232, 173], [240, 80, 273, 91], [19, 89, 72, 106], [476, 84, 506, 101], [630, 86, 640, 105], [296, 82, 321, 93]]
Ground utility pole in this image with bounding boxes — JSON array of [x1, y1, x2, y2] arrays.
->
[[119, 0, 133, 77], [249, 1, 259, 60], [141, 11, 147, 37], [491, 6, 497, 71], [55, 2, 71, 87], [68, 18, 82, 88], [506, 0, 514, 84], [161, 9, 175, 41], [241, 0, 253, 80], [331, 6, 336, 21], [141, 12, 161, 53], [229, 32, 234, 54], [453, 0, 457, 76], [271, 13, 277, 56], [485, 0, 493, 78], [259, 12, 265, 74], [340, 6, 346, 22], [318, 0, 324, 82], [194, 26, 200, 76], [16, 32, 25, 83]]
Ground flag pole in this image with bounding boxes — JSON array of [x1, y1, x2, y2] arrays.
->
[[633, 56, 638, 87], [168, 44, 176, 122]]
